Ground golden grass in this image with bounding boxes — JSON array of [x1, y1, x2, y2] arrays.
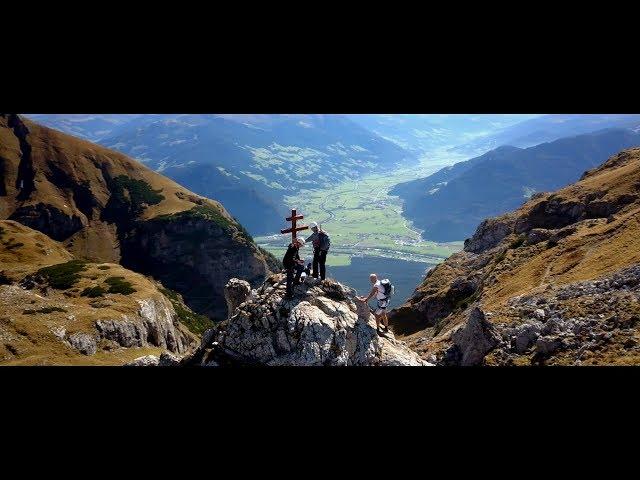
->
[[0, 222, 191, 365], [23, 118, 205, 217], [2, 346, 164, 366], [0, 260, 178, 365], [483, 206, 640, 311], [0, 220, 74, 279], [398, 148, 640, 366], [480, 149, 640, 311]]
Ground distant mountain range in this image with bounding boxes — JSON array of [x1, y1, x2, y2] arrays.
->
[[24, 114, 173, 142], [450, 114, 640, 156], [392, 128, 640, 242], [347, 114, 540, 154], [25, 114, 415, 234]]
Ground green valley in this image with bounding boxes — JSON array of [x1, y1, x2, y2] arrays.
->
[[255, 147, 467, 266]]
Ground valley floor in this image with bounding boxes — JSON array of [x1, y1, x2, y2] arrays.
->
[[256, 147, 467, 267]]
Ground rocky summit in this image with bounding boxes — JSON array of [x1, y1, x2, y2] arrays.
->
[[182, 275, 430, 366], [391, 148, 640, 366]]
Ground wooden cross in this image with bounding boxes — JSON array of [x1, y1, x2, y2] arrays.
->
[[281, 208, 309, 242]]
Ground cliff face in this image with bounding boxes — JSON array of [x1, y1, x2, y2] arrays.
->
[[0, 114, 277, 319], [0, 220, 199, 365], [121, 214, 271, 318], [185, 275, 429, 366], [390, 148, 640, 366]]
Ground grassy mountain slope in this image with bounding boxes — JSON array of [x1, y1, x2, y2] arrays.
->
[[390, 147, 640, 365], [0, 114, 278, 320], [0, 220, 201, 365]]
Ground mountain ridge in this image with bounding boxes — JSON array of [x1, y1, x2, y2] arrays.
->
[[390, 147, 640, 365], [450, 113, 640, 156], [26, 114, 416, 235], [1, 114, 277, 320], [392, 128, 640, 241]]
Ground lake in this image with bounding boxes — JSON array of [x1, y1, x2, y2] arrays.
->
[[324, 256, 435, 307]]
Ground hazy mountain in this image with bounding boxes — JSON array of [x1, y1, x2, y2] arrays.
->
[[23, 114, 173, 142], [392, 128, 640, 242], [27, 114, 415, 234], [346, 114, 541, 154], [451, 114, 640, 156]]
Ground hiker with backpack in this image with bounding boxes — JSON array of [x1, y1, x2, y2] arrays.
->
[[357, 273, 394, 335], [282, 237, 306, 299], [305, 222, 331, 281]]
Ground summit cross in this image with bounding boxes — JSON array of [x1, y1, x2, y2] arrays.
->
[[280, 208, 309, 242]]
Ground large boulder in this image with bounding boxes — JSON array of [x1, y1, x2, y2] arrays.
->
[[447, 308, 500, 366], [67, 332, 98, 356], [126, 355, 160, 366], [94, 296, 194, 354], [224, 278, 252, 317]]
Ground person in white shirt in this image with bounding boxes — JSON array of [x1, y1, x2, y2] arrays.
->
[[357, 273, 390, 334]]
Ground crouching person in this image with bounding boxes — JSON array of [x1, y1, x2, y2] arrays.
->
[[283, 237, 305, 299]]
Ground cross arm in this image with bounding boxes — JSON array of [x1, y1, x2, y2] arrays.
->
[[281, 225, 310, 234]]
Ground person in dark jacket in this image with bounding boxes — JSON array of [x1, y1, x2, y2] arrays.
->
[[282, 237, 306, 299], [305, 222, 330, 280]]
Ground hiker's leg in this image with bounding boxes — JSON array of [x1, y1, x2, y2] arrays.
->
[[312, 250, 319, 278], [286, 268, 294, 296], [294, 264, 303, 283], [319, 250, 327, 280], [382, 310, 389, 328]]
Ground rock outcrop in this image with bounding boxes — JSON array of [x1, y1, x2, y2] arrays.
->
[[125, 352, 182, 366], [443, 308, 500, 366], [188, 275, 430, 366], [390, 148, 640, 366], [95, 297, 193, 353], [126, 355, 160, 366], [224, 278, 252, 316], [484, 264, 640, 365]]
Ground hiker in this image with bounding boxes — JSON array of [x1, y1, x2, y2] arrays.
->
[[305, 222, 330, 280], [282, 237, 306, 299], [357, 274, 392, 334]]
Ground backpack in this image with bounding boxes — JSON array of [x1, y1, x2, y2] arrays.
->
[[318, 231, 331, 251], [379, 279, 394, 298]]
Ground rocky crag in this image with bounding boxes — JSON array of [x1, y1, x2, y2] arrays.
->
[[171, 275, 430, 366], [390, 148, 640, 365]]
